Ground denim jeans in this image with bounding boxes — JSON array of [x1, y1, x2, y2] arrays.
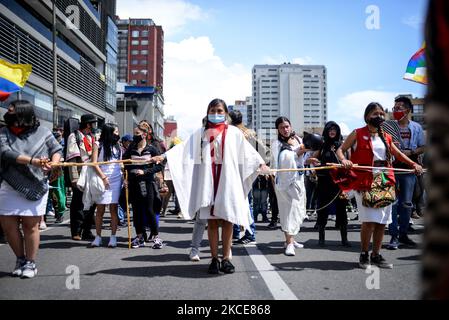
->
[[117, 205, 125, 223], [389, 173, 417, 238], [252, 188, 268, 221], [191, 214, 207, 250], [233, 191, 255, 240]]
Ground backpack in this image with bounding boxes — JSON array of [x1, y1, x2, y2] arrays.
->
[[62, 118, 80, 187]]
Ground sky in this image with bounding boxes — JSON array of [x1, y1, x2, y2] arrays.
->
[[117, 0, 428, 139]]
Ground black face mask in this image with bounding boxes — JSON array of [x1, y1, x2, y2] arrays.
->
[[133, 134, 143, 144], [368, 116, 385, 128], [4, 112, 18, 126], [112, 134, 120, 144]]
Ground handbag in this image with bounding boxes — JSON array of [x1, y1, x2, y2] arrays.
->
[[361, 171, 396, 208]]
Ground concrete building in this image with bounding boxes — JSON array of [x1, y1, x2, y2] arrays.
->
[[115, 84, 164, 138], [252, 63, 327, 141], [115, 17, 164, 139], [116, 17, 163, 90], [0, 0, 117, 128]]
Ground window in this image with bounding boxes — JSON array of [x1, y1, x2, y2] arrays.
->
[[141, 70, 148, 75], [131, 60, 138, 65], [141, 60, 147, 65], [141, 50, 148, 55], [131, 50, 139, 55], [131, 70, 138, 75], [141, 40, 149, 45], [131, 79, 138, 84], [132, 30, 139, 38], [131, 40, 139, 45], [142, 30, 149, 37]]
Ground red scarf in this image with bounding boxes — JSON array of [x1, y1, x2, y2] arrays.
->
[[207, 122, 227, 215]]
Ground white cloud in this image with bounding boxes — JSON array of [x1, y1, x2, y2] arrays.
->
[[116, 0, 207, 36], [164, 37, 251, 139], [262, 55, 314, 65], [402, 15, 424, 30], [338, 122, 351, 137], [331, 90, 400, 131]]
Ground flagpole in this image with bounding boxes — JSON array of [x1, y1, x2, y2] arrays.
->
[[52, 0, 58, 127]]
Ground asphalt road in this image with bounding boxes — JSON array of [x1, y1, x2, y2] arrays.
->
[[0, 208, 423, 300]]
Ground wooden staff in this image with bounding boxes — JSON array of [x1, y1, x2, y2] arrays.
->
[[125, 170, 131, 250], [265, 164, 426, 174], [48, 159, 152, 167]]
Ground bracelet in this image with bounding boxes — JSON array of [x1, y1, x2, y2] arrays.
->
[[29, 157, 33, 165], [102, 176, 108, 180]]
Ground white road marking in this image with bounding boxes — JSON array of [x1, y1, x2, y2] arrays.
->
[[244, 244, 298, 300]]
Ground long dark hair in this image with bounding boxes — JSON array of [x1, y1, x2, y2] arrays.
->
[[204, 98, 229, 130], [364, 102, 391, 163], [275, 116, 295, 142], [200, 99, 229, 162], [9, 100, 40, 129], [99, 123, 119, 161]]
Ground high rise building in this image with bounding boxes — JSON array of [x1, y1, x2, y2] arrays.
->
[[0, 0, 117, 128], [252, 63, 327, 141], [116, 18, 163, 90]]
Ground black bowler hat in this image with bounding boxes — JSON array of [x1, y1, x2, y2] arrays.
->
[[80, 114, 97, 124]]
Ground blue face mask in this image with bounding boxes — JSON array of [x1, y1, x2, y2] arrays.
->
[[208, 114, 226, 124]]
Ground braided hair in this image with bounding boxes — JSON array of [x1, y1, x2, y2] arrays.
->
[[364, 102, 391, 164]]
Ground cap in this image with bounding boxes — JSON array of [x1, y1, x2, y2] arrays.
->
[[80, 114, 97, 124], [121, 134, 133, 142]]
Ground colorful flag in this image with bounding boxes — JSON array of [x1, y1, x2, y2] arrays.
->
[[403, 44, 427, 85], [0, 58, 32, 101]]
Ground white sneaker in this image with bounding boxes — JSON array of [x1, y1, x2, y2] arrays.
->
[[20, 261, 37, 279], [108, 235, 117, 248], [39, 221, 47, 230], [12, 258, 26, 277], [285, 243, 295, 256], [91, 235, 102, 247], [46, 211, 55, 217], [293, 241, 304, 248], [189, 248, 200, 261], [284, 241, 304, 249]]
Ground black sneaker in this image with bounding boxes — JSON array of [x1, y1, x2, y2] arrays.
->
[[267, 221, 277, 229], [81, 232, 95, 241], [208, 257, 220, 274], [55, 216, 64, 224], [359, 252, 370, 269], [398, 235, 418, 247], [370, 254, 393, 269], [235, 236, 256, 245], [220, 259, 235, 274]]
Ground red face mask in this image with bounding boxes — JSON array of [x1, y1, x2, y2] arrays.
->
[[9, 126, 27, 136], [393, 111, 406, 121]]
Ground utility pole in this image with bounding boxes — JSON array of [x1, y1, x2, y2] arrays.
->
[[52, 0, 58, 127]]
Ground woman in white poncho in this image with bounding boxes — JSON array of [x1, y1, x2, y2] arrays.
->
[[271, 117, 308, 256], [153, 99, 270, 274]]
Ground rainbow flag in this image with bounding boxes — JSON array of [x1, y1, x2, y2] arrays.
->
[[403, 44, 427, 85], [0, 58, 32, 101]]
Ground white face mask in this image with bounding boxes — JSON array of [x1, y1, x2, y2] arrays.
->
[[208, 114, 226, 124]]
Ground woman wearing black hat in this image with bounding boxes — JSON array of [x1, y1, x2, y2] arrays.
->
[[306, 121, 351, 247]]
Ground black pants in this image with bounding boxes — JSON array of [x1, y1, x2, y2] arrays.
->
[[268, 178, 279, 222], [316, 192, 348, 228], [70, 187, 96, 237], [305, 176, 318, 211], [130, 180, 158, 236]]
